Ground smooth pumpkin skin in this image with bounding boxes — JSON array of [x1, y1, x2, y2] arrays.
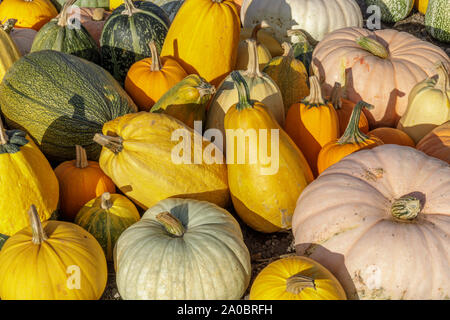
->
[[9, 27, 37, 56], [161, 0, 240, 87], [293, 145, 450, 299], [95, 112, 229, 210], [368, 127, 415, 147], [0, 208, 107, 300], [416, 121, 450, 164], [235, 23, 272, 71], [425, 0, 449, 43], [0, 0, 58, 31], [0, 20, 21, 82], [415, 0, 429, 14], [54, 146, 116, 222], [75, 192, 140, 261], [364, 0, 414, 22], [239, 26, 283, 58], [249, 256, 347, 300]]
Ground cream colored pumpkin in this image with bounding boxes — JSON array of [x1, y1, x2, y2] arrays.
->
[[293, 145, 450, 300]]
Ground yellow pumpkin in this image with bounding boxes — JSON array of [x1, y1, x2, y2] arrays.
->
[[0, 205, 107, 300], [235, 21, 272, 71], [415, 0, 429, 14], [249, 256, 347, 300], [240, 23, 283, 57], [225, 71, 313, 233], [398, 62, 450, 144], [0, 19, 20, 82], [160, 0, 240, 86]]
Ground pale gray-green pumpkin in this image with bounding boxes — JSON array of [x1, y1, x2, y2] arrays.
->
[[114, 198, 252, 300]]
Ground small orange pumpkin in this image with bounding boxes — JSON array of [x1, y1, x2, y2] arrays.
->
[[368, 127, 415, 147], [416, 121, 450, 164], [54, 145, 116, 221], [125, 40, 188, 111]]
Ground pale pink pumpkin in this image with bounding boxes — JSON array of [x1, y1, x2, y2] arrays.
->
[[292, 144, 450, 300]]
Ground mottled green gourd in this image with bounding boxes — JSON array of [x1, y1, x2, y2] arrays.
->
[[31, 0, 100, 64], [50, 0, 110, 11], [425, 0, 450, 43], [288, 29, 318, 76], [364, 0, 414, 22]]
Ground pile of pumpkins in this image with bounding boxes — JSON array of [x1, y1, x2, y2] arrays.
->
[[0, 0, 448, 300]]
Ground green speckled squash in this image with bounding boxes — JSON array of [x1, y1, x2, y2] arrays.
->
[[75, 192, 140, 261], [50, 0, 110, 11], [0, 50, 137, 162], [31, 0, 100, 64], [288, 29, 317, 76], [425, 0, 450, 43], [100, 0, 170, 84], [364, 0, 414, 22]]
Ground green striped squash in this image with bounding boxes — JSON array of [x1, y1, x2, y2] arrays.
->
[[100, 0, 170, 84], [364, 0, 414, 22], [425, 0, 450, 43], [31, 0, 100, 64], [75, 192, 141, 261], [50, 0, 110, 11], [0, 50, 137, 163]]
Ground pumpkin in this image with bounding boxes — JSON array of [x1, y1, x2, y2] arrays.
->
[[416, 121, 450, 164], [0, 118, 59, 237], [284, 75, 340, 177], [100, 0, 170, 84], [31, 0, 100, 64], [364, 0, 414, 22], [397, 62, 450, 144], [425, 0, 450, 43], [235, 22, 272, 72], [263, 42, 309, 114], [150, 74, 215, 129], [317, 102, 384, 175], [225, 71, 313, 233], [51, 0, 110, 11], [0, 50, 137, 162], [0, 205, 107, 300], [125, 41, 188, 111], [232, 0, 242, 13], [158, 0, 185, 21], [9, 27, 37, 56], [249, 256, 347, 300], [206, 38, 285, 153], [368, 127, 415, 147], [161, 0, 240, 87], [288, 29, 317, 76], [75, 192, 140, 261], [240, 25, 283, 58], [311, 27, 450, 128], [293, 144, 450, 300], [114, 198, 251, 300], [0, 19, 21, 82], [68, 7, 112, 47], [415, 0, 429, 14], [240, 0, 363, 43], [0, 0, 58, 31], [93, 111, 229, 209], [54, 145, 116, 222]]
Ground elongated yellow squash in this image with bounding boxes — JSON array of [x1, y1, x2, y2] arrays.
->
[[0, 19, 20, 82]]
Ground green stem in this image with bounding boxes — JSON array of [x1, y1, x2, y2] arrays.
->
[[28, 205, 48, 245], [287, 29, 319, 47], [302, 75, 325, 105], [286, 273, 316, 294], [356, 37, 389, 59], [93, 133, 123, 154], [338, 101, 373, 145], [156, 212, 185, 237], [101, 192, 113, 210], [230, 71, 254, 111], [391, 196, 421, 220]]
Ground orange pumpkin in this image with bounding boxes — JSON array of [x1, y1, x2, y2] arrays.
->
[[54, 145, 116, 221], [368, 127, 415, 147], [0, 0, 58, 31], [125, 41, 188, 111], [317, 101, 384, 174], [285, 75, 339, 176], [416, 121, 450, 164], [232, 0, 243, 13]]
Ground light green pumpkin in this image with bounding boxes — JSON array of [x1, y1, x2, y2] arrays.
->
[[50, 0, 110, 11], [364, 0, 414, 22], [425, 0, 450, 43]]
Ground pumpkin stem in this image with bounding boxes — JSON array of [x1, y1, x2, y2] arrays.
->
[[75, 145, 89, 169], [57, 0, 77, 27], [196, 81, 216, 99], [122, 0, 138, 16], [149, 40, 162, 72], [231, 71, 254, 110], [302, 75, 325, 105], [287, 29, 319, 47], [93, 133, 123, 154], [92, 8, 105, 21], [330, 82, 344, 110], [391, 196, 421, 220], [281, 42, 294, 58], [286, 273, 316, 294], [0, 117, 9, 145], [356, 37, 389, 59], [101, 192, 113, 210], [250, 21, 270, 40], [156, 211, 185, 237], [1, 18, 17, 33], [433, 61, 450, 93], [28, 205, 48, 245], [338, 101, 373, 145], [243, 38, 263, 77]]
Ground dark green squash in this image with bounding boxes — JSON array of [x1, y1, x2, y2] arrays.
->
[[0, 50, 137, 163], [288, 29, 317, 76], [31, 0, 100, 64], [100, 0, 170, 84]]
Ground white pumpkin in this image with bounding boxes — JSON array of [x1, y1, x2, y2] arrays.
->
[[240, 0, 363, 43]]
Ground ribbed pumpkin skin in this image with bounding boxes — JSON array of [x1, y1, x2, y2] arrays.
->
[[0, 130, 59, 236], [416, 121, 450, 164], [96, 112, 229, 210], [0, 24, 20, 82], [161, 0, 240, 86], [100, 1, 170, 84], [114, 198, 251, 300], [0, 0, 58, 31], [425, 0, 450, 43], [364, 0, 414, 22], [0, 219, 107, 299], [0, 50, 137, 162], [368, 127, 415, 147], [51, 0, 110, 11], [249, 256, 347, 300], [75, 193, 140, 261], [293, 145, 450, 300]]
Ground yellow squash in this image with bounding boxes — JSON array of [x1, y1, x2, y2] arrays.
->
[[225, 71, 313, 233], [240, 23, 283, 57], [160, 0, 240, 87], [235, 21, 272, 71], [94, 112, 229, 210], [0, 19, 20, 82]]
